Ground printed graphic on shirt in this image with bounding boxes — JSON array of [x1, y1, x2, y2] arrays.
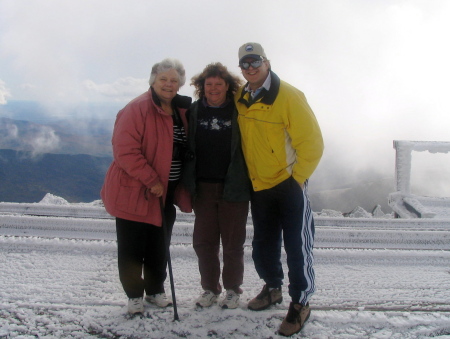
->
[[199, 117, 231, 131]]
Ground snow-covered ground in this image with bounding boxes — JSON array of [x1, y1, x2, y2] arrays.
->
[[1, 194, 450, 338]]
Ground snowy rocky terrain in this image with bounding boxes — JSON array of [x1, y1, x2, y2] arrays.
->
[[1, 194, 450, 338]]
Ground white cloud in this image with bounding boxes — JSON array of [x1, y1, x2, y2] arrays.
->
[[0, 120, 60, 156], [3, 122, 18, 138], [83, 77, 148, 102], [0, 80, 12, 104], [28, 126, 61, 157], [1, 0, 450, 181]]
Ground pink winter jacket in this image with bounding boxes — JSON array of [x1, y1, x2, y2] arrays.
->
[[100, 89, 192, 226]]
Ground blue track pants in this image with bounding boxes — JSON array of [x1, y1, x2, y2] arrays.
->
[[251, 176, 315, 305]]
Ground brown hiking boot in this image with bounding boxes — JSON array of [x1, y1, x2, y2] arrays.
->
[[278, 302, 311, 336], [247, 285, 282, 311]]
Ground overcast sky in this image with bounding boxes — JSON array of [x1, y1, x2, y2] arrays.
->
[[1, 0, 450, 192]]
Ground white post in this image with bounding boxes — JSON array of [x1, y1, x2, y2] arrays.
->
[[393, 140, 413, 194]]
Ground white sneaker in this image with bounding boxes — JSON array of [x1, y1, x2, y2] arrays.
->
[[195, 290, 218, 307], [128, 297, 144, 314], [145, 293, 173, 308], [219, 290, 240, 309]]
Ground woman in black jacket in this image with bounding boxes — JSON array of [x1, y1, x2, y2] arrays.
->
[[183, 62, 251, 309]]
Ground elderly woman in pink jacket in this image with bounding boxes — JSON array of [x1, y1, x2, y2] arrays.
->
[[101, 58, 192, 315]]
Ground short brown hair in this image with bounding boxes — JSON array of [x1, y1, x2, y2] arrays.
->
[[191, 62, 243, 99]]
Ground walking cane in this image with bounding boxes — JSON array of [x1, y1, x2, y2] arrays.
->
[[159, 196, 179, 321]]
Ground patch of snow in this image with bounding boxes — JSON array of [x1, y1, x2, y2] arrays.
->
[[38, 193, 69, 205], [315, 209, 344, 218], [345, 206, 373, 218], [1, 195, 450, 338]]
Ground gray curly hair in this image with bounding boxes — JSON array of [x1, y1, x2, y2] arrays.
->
[[149, 58, 186, 87]]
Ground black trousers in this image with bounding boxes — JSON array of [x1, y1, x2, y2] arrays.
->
[[116, 181, 177, 298]]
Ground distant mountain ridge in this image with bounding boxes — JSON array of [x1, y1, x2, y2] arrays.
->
[[0, 116, 114, 157], [0, 149, 112, 203], [0, 101, 395, 211], [0, 147, 393, 212], [0, 100, 119, 157], [0, 100, 122, 125]]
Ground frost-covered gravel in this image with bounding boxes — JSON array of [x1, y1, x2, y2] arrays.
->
[[1, 197, 450, 338]]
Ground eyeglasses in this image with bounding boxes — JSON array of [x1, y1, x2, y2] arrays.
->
[[239, 59, 263, 70]]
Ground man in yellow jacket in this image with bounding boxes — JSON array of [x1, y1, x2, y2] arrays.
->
[[235, 42, 324, 337]]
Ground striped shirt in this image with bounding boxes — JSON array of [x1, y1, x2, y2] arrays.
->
[[169, 112, 187, 181]]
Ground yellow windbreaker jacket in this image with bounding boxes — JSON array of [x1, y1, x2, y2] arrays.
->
[[235, 71, 324, 191]]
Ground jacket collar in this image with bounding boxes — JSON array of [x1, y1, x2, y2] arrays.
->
[[150, 86, 192, 110], [238, 70, 280, 108]]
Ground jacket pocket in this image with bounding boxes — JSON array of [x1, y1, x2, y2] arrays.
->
[[115, 172, 149, 216], [265, 123, 286, 166]]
